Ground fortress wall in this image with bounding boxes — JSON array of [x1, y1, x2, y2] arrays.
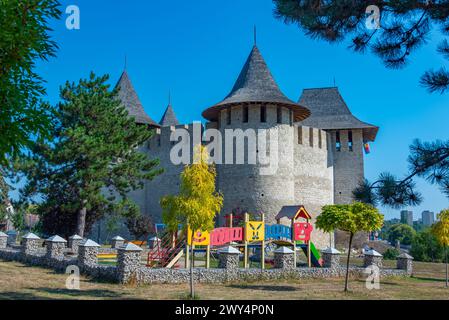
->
[[330, 129, 364, 204], [294, 126, 334, 249], [143, 124, 198, 223], [91, 119, 335, 249], [216, 104, 295, 225], [329, 128, 367, 248], [90, 124, 198, 242]]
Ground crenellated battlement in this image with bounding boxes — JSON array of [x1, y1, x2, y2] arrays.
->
[[148, 122, 330, 153], [293, 125, 329, 152], [147, 123, 201, 151]]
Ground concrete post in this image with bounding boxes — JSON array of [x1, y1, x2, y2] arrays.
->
[[111, 236, 125, 249], [22, 233, 41, 255], [78, 239, 100, 268], [218, 246, 241, 270], [46, 235, 67, 260], [148, 236, 161, 249], [274, 246, 295, 270], [117, 243, 142, 284], [0, 232, 7, 249], [321, 247, 341, 269], [68, 234, 83, 254], [7, 231, 17, 246], [364, 249, 383, 268], [397, 253, 413, 275]]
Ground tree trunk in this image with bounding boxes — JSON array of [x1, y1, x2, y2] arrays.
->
[[344, 233, 354, 292], [190, 229, 195, 299], [76, 204, 87, 238], [444, 246, 449, 288]]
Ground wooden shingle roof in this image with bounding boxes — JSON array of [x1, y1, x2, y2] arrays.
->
[[203, 46, 310, 122], [159, 104, 180, 126], [115, 71, 159, 127], [298, 87, 378, 141]]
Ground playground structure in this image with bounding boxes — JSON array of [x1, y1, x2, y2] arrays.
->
[[146, 205, 323, 269]]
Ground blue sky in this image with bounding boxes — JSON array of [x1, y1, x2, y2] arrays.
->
[[31, 0, 449, 220]]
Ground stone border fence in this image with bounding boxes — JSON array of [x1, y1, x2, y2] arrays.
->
[[0, 232, 414, 285]]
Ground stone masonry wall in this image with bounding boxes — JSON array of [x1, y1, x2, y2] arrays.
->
[[0, 242, 409, 285]]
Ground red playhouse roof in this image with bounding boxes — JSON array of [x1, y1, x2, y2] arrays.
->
[[275, 205, 312, 221]]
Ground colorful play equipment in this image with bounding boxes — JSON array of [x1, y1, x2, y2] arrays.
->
[[146, 205, 323, 269]]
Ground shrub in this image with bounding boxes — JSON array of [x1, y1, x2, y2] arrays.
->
[[410, 229, 445, 262], [387, 223, 416, 245], [383, 248, 400, 260]]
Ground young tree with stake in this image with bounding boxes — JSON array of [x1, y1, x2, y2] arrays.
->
[[316, 202, 383, 292], [160, 145, 223, 299]]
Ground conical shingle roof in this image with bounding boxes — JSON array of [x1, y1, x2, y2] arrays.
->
[[202, 46, 310, 122], [115, 71, 159, 127], [159, 104, 180, 126], [298, 87, 378, 141]]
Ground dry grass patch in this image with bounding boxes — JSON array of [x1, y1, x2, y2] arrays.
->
[[1, 259, 449, 300]]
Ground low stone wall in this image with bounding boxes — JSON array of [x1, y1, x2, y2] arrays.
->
[[0, 237, 412, 286], [133, 266, 407, 285], [0, 243, 118, 282]]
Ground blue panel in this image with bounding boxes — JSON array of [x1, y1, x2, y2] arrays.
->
[[265, 224, 291, 240]]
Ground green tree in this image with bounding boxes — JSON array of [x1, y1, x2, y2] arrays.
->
[[383, 248, 400, 261], [11, 207, 25, 232], [20, 73, 162, 237], [316, 202, 383, 292], [387, 223, 416, 246], [273, 2, 449, 208], [431, 209, 449, 287], [161, 145, 223, 299], [125, 214, 154, 241], [410, 229, 444, 263], [0, 170, 9, 224], [273, 0, 449, 93], [353, 141, 449, 209], [0, 0, 61, 164]]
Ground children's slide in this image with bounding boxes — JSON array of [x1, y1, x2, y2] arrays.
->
[[296, 241, 323, 267]]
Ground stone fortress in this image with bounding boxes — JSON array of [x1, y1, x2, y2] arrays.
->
[[91, 44, 378, 249]]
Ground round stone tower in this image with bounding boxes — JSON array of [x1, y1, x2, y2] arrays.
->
[[202, 45, 310, 225]]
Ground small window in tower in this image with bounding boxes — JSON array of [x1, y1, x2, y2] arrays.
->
[[289, 110, 293, 125], [227, 108, 231, 125], [277, 107, 282, 124], [336, 131, 341, 152], [261, 105, 267, 123], [243, 106, 249, 123], [309, 127, 314, 147], [348, 130, 353, 151], [158, 135, 161, 147], [298, 127, 303, 144]]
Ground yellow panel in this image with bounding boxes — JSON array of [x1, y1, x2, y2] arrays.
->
[[245, 221, 265, 242], [187, 227, 210, 246]]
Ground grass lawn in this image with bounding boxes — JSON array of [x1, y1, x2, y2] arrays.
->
[[1, 259, 449, 300]]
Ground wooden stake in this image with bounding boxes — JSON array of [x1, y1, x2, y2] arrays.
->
[[244, 213, 248, 269], [192, 244, 195, 268], [261, 213, 265, 270], [185, 244, 190, 268], [206, 245, 210, 269]]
